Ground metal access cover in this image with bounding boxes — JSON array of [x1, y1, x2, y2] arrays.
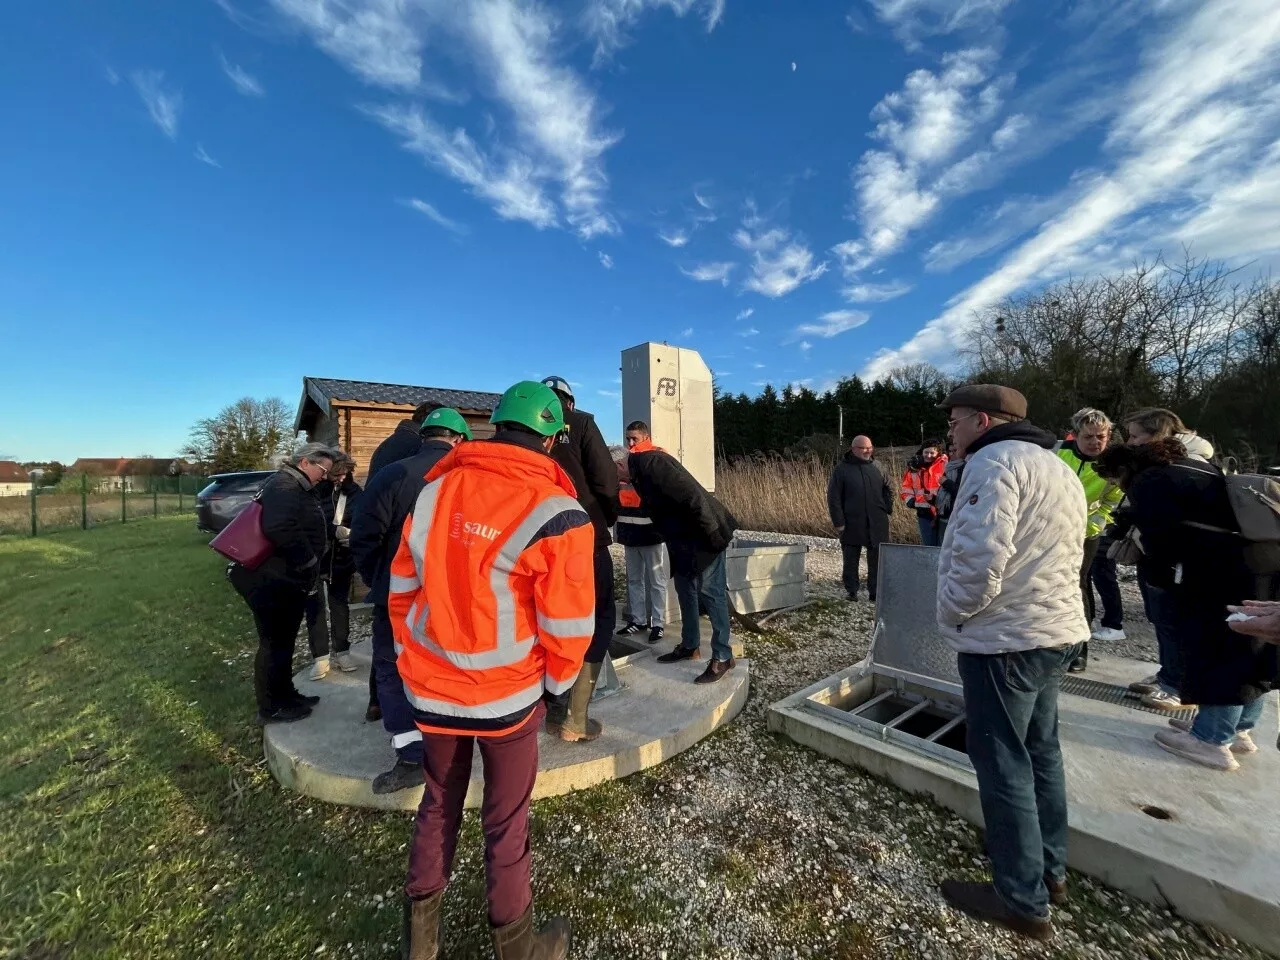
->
[[871, 545, 960, 687], [1061, 675, 1196, 720]]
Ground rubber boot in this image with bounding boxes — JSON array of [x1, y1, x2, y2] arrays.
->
[[402, 891, 441, 960], [1068, 641, 1088, 674], [491, 906, 571, 960], [552, 662, 602, 743]]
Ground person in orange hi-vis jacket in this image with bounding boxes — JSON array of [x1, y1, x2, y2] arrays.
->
[[388, 380, 593, 960], [899, 439, 948, 547]]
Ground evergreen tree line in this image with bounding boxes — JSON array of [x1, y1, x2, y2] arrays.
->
[[715, 254, 1280, 469]]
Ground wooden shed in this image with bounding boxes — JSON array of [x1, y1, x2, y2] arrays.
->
[[295, 377, 503, 480]]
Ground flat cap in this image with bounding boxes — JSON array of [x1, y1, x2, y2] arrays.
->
[[937, 384, 1027, 420]]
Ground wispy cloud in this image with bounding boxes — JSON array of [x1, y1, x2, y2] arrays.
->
[[268, 0, 428, 90], [738, 326, 760, 337], [598, 251, 614, 269], [218, 51, 265, 97], [798, 341, 812, 354], [680, 326, 695, 339], [843, 280, 912, 302], [869, 0, 1016, 49], [694, 189, 714, 211], [658, 227, 689, 247], [598, 388, 621, 399], [923, 192, 1073, 272], [403, 197, 467, 233], [368, 103, 556, 228], [131, 70, 182, 140], [733, 213, 827, 298], [794, 309, 870, 339], [585, 0, 726, 64], [680, 261, 735, 285], [105, 66, 120, 85], [194, 143, 221, 167], [736, 308, 754, 321], [753, 361, 765, 369], [866, 0, 1280, 379]]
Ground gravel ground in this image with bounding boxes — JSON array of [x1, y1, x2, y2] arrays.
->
[[518, 539, 1265, 960]]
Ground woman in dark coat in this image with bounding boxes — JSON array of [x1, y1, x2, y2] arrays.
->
[[305, 453, 363, 679], [1096, 439, 1277, 771], [228, 443, 335, 724]]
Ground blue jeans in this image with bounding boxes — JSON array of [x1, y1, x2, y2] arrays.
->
[[1137, 572, 1183, 694], [917, 513, 940, 547], [1191, 698, 1266, 746], [1089, 539, 1123, 630], [957, 643, 1082, 921], [673, 551, 734, 662]]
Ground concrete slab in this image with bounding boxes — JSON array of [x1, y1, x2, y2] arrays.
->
[[265, 640, 749, 813], [611, 615, 746, 659], [769, 652, 1280, 955]]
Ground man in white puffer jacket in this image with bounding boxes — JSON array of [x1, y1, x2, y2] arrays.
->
[[935, 384, 1089, 942]]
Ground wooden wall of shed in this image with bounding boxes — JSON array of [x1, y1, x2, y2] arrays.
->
[[334, 404, 495, 480]]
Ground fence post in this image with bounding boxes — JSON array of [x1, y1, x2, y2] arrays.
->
[[122, 483, 127, 524], [30, 487, 37, 537], [81, 473, 88, 529], [178, 475, 184, 513], [153, 485, 158, 517]]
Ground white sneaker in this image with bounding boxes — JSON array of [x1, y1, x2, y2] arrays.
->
[[331, 651, 358, 673], [1142, 689, 1190, 711], [1154, 728, 1239, 771], [1128, 673, 1161, 695], [1091, 626, 1126, 642], [309, 656, 330, 681], [1168, 718, 1258, 754]]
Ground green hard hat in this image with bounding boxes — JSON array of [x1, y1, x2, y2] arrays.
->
[[420, 407, 473, 441], [490, 381, 565, 437]]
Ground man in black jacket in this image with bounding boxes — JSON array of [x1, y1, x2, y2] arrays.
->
[[368, 401, 439, 480], [627, 426, 738, 684], [827, 435, 894, 602], [349, 408, 473, 794], [540, 376, 619, 742]]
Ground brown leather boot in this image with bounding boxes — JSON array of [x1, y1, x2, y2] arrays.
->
[[553, 662, 602, 742], [491, 906, 571, 960], [402, 891, 441, 960]]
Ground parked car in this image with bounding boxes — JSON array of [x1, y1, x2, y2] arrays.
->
[[195, 471, 273, 533]]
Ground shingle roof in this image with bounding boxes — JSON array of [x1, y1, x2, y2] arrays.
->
[[0, 461, 29, 484], [305, 377, 503, 412]]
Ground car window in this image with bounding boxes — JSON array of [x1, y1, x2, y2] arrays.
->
[[199, 472, 272, 496]]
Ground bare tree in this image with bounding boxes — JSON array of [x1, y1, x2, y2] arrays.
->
[[182, 397, 295, 473]]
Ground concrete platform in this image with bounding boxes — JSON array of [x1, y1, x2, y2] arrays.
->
[[265, 638, 749, 813], [611, 615, 746, 659], [769, 652, 1280, 955]]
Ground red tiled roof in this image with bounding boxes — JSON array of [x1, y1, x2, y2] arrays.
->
[[0, 461, 30, 483]]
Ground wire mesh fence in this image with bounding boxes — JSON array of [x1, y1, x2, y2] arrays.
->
[[0, 474, 210, 537]]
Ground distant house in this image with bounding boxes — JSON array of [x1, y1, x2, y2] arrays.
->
[[69, 458, 189, 492], [0, 461, 31, 497], [295, 377, 503, 480]]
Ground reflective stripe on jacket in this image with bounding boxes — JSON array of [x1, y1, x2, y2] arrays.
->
[[616, 479, 663, 547], [387, 438, 595, 736], [900, 456, 949, 514], [1055, 442, 1124, 539]]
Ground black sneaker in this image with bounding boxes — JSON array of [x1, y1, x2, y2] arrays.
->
[[656, 645, 702, 663], [372, 758, 423, 795], [647, 626, 664, 645], [290, 691, 321, 707], [365, 702, 382, 722], [615, 622, 644, 636], [256, 704, 312, 725]]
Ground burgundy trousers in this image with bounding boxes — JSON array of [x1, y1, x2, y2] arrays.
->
[[404, 703, 543, 927]]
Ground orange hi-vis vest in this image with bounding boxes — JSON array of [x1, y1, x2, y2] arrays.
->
[[387, 438, 596, 736], [900, 455, 949, 515]]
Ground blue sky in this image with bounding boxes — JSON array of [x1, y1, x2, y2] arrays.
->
[[4, 0, 1280, 462]]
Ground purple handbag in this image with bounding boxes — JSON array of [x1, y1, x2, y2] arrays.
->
[[210, 497, 273, 570]]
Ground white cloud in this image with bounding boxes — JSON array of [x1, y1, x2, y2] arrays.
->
[[218, 51, 265, 97], [736, 308, 754, 320], [598, 388, 621, 399], [681, 326, 695, 338], [598, 250, 614, 269], [658, 227, 689, 247], [404, 197, 466, 233], [268, 0, 427, 90], [866, 0, 1280, 380], [105, 66, 120, 85], [131, 70, 182, 140], [733, 217, 828, 298], [798, 341, 812, 354], [585, 0, 726, 64], [843, 280, 912, 302], [680, 261, 735, 285], [795, 309, 870, 339], [694, 189, 713, 210], [368, 103, 557, 228], [739, 326, 760, 337], [194, 143, 221, 167], [753, 361, 765, 369], [991, 112, 1029, 150], [923, 192, 1073, 272], [869, 0, 1016, 49]]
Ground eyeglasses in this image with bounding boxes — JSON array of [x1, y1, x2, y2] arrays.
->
[[947, 412, 981, 429]]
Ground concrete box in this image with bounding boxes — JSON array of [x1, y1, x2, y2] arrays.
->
[[621, 342, 715, 491]]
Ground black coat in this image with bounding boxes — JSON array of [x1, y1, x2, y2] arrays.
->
[[253, 463, 329, 588], [368, 419, 424, 480], [550, 408, 618, 547], [1126, 458, 1278, 705], [348, 440, 453, 607], [827, 454, 893, 546], [628, 449, 736, 576], [312, 475, 362, 576]]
